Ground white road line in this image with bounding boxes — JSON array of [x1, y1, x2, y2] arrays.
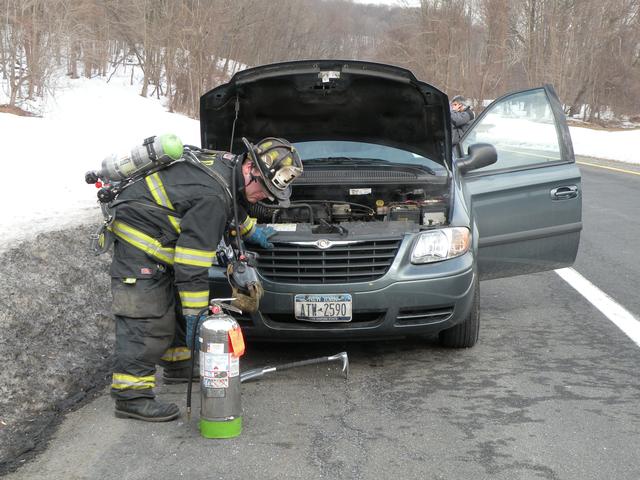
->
[[555, 267, 640, 347]]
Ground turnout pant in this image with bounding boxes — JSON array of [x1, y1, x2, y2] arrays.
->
[[110, 242, 191, 400]]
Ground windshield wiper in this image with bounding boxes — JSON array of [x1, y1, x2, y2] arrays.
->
[[305, 157, 391, 166], [318, 157, 371, 165], [303, 157, 436, 175]]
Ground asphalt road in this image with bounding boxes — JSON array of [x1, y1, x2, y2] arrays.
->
[[6, 157, 640, 480]]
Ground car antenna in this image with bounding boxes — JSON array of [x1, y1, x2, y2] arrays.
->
[[229, 95, 240, 152]]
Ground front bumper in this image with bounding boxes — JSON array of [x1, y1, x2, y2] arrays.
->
[[208, 251, 476, 340]]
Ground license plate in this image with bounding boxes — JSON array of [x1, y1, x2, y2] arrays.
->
[[294, 294, 352, 322]]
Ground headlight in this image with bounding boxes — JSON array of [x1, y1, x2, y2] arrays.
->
[[411, 227, 471, 264]]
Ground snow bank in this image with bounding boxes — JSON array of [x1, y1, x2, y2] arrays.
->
[[569, 126, 640, 164], [0, 74, 200, 254]]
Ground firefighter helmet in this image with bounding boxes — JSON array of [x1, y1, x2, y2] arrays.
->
[[242, 137, 303, 204]]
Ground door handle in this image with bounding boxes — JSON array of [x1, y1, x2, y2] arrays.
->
[[550, 185, 578, 200]]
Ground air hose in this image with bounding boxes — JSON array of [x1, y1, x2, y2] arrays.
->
[[248, 201, 284, 222]]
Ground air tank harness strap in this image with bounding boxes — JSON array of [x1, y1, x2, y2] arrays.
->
[[143, 136, 159, 161], [182, 150, 234, 204]]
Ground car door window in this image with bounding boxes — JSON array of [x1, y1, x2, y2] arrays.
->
[[460, 88, 562, 173]]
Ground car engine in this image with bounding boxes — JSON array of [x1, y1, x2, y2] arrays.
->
[[249, 165, 450, 231]]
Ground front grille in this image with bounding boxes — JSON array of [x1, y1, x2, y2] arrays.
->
[[254, 239, 401, 284]]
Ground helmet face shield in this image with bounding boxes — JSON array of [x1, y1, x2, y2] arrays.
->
[[272, 164, 303, 190], [241, 137, 303, 205]]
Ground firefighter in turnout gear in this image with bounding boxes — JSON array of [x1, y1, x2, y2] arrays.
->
[[109, 137, 303, 422]]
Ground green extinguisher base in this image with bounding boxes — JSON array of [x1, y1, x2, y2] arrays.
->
[[200, 417, 242, 438]]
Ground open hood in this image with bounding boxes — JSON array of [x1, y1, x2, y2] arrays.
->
[[200, 60, 452, 166]]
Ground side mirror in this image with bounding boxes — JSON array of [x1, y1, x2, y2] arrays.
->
[[456, 143, 497, 174]]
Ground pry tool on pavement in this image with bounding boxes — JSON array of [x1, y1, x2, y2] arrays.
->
[[240, 352, 349, 383]]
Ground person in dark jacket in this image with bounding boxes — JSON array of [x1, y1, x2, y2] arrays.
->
[[109, 137, 303, 422], [450, 95, 475, 145]]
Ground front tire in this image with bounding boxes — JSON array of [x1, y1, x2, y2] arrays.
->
[[439, 281, 479, 348]]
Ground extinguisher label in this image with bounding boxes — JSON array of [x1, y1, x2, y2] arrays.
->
[[203, 375, 228, 389], [203, 353, 229, 379], [229, 355, 240, 377]]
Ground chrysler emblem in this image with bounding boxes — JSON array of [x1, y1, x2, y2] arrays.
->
[[288, 240, 359, 248]]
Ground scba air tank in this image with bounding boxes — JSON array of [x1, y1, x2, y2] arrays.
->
[[199, 307, 245, 438], [99, 133, 184, 181]]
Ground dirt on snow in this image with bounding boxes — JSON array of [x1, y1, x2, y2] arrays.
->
[[0, 224, 113, 475]]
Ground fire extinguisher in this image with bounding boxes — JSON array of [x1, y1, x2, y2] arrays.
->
[[187, 300, 245, 439]]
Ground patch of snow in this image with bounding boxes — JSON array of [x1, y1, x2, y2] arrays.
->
[[569, 126, 640, 164], [0, 72, 199, 253]]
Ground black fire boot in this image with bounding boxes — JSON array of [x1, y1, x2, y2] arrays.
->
[[162, 365, 200, 384], [114, 398, 180, 422]]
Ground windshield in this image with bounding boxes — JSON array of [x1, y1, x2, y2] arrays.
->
[[294, 141, 447, 175]]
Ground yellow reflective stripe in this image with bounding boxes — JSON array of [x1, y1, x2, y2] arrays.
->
[[111, 373, 155, 390], [179, 290, 209, 308], [239, 216, 257, 236], [146, 173, 181, 234], [175, 246, 216, 267], [160, 346, 191, 362], [111, 383, 153, 390], [146, 173, 174, 209], [111, 221, 175, 265], [168, 215, 181, 234]]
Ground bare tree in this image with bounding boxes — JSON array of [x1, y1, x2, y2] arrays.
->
[[1, 0, 638, 118], [0, 0, 62, 106]]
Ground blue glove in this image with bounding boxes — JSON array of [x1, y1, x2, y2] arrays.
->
[[244, 226, 277, 249], [185, 314, 207, 351]]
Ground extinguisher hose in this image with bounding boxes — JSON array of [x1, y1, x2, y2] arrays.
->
[[186, 306, 210, 419]]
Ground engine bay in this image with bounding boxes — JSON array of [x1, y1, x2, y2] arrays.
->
[[249, 169, 450, 232]]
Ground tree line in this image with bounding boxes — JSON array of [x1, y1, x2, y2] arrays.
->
[[1, 0, 639, 121]]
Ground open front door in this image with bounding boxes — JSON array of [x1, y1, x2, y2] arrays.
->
[[458, 86, 582, 280]]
